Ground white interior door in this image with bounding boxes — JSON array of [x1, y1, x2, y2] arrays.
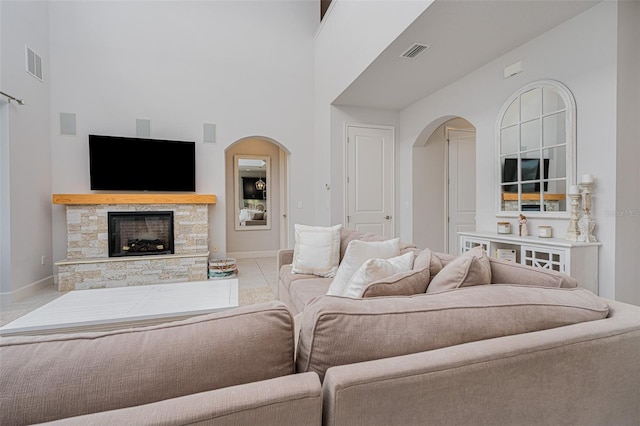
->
[[447, 129, 476, 254], [346, 125, 394, 238]]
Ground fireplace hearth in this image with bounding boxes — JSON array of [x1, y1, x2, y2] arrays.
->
[[108, 211, 174, 257]]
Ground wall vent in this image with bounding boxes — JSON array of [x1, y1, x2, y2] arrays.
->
[[400, 43, 431, 59], [26, 47, 43, 81]]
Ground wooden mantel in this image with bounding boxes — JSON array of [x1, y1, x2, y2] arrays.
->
[[52, 193, 216, 205]]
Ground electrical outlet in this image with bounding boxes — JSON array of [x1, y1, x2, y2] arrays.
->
[[212, 245, 218, 253], [41, 255, 46, 265]]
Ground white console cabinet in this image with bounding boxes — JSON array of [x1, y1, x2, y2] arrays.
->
[[458, 231, 600, 294]]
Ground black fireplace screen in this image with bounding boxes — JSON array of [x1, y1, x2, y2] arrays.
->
[[108, 211, 174, 257]]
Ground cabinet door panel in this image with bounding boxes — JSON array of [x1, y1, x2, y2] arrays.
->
[[521, 245, 565, 272]]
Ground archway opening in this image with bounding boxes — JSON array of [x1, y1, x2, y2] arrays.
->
[[224, 136, 289, 258], [412, 117, 476, 253]]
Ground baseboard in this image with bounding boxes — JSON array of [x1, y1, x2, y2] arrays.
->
[[0, 275, 55, 306], [226, 250, 278, 259]]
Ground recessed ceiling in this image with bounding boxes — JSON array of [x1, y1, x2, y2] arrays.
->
[[333, 0, 600, 110]]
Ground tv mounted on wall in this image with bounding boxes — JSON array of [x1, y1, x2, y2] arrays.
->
[[502, 158, 550, 193], [89, 135, 196, 191]]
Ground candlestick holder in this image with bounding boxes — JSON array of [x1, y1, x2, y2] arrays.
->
[[578, 182, 597, 242], [566, 193, 581, 241]]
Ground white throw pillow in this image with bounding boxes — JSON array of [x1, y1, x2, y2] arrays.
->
[[344, 251, 415, 298], [326, 238, 401, 296], [291, 224, 342, 277]]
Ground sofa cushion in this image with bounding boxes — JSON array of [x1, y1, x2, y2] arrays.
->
[[296, 285, 609, 381], [433, 251, 457, 266], [327, 238, 401, 297], [361, 267, 431, 298], [339, 228, 388, 261], [290, 278, 332, 314], [279, 264, 318, 295], [0, 302, 296, 425], [427, 246, 491, 293], [344, 251, 415, 298], [489, 257, 579, 288], [339, 227, 416, 262], [291, 224, 342, 277]]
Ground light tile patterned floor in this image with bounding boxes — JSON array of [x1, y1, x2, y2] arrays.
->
[[0, 257, 277, 327]]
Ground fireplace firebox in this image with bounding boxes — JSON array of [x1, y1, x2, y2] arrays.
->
[[108, 211, 174, 257]]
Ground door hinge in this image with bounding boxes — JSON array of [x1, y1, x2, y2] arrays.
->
[[347, 215, 351, 223]]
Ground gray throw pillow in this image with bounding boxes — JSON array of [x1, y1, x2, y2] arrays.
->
[[426, 246, 491, 293]]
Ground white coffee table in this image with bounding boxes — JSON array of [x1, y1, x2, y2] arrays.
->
[[0, 279, 238, 337]]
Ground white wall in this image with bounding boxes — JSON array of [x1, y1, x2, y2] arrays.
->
[[614, 0, 640, 304], [399, 2, 623, 299], [314, 1, 430, 226], [0, 0, 53, 303], [48, 1, 316, 265]]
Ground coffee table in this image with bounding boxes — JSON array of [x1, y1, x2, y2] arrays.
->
[[0, 279, 238, 337]]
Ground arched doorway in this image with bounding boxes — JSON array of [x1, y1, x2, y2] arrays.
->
[[225, 137, 289, 257], [412, 117, 476, 254]]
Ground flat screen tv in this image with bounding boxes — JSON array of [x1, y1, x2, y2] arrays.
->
[[502, 158, 550, 193], [89, 135, 196, 191]]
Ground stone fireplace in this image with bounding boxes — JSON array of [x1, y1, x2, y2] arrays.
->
[[53, 194, 216, 291]]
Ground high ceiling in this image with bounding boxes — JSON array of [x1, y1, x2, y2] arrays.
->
[[333, 0, 600, 110]]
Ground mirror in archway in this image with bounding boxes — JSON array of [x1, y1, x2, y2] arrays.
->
[[234, 155, 271, 230]]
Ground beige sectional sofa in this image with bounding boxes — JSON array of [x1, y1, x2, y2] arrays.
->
[[277, 227, 579, 314], [2, 227, 640, 425], [278, 227, 640, 425], [0, 302, 322, 426]]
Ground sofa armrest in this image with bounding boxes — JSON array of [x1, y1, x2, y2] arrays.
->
[[48, 373, 322, 426], [278, 249, 294, 271]]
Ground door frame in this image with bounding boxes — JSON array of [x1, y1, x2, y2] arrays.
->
[[279, 148, 289, 248], [343, 123, 396, 237], [444, 127, 476, 253]]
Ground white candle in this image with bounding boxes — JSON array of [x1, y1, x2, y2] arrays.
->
[[580, 174, 594, 184], [569, 185, 580, 195]]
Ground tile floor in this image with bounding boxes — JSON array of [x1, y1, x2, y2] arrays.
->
[[0, 257, 277, 327]]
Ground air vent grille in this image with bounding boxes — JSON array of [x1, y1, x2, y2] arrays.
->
[[26, 47, 43, 81], [400, 43, 431, 59]]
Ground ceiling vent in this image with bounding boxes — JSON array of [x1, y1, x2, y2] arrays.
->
[[400, 43, 431, 59]]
